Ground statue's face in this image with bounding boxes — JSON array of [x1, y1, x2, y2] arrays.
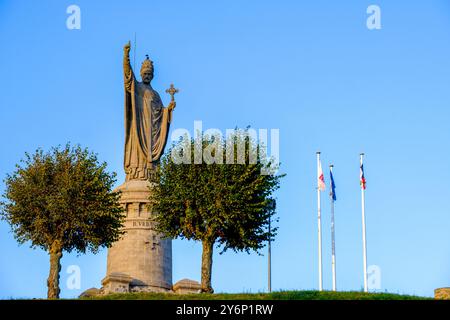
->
[[141, 71, 153, 85]]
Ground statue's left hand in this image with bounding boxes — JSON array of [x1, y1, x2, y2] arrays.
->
[[168, 101, 176, 112]]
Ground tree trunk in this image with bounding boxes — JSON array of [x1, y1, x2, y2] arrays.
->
[[47, 240, 63, 299], [200, 240, 214, 293]]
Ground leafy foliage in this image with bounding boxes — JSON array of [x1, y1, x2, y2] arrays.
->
[[150, 130, 284, 254], [0, 144, 124, 254]]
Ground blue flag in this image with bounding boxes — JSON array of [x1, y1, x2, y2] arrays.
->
[[330, 169, 336, 201]]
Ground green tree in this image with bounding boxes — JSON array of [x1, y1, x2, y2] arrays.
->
[[0, 144, 124, 299], [150, 130, 284, 293]]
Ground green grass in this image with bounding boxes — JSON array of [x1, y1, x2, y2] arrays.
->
[[84, 290, 430, 300]]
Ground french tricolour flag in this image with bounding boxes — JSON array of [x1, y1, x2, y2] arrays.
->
[[360, 164, 366, 190]]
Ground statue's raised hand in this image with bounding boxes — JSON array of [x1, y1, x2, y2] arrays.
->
[[124, 41, 131, 54]]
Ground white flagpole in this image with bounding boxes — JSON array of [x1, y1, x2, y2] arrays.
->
[[268, 216, 272, 293], [316, 152, 323, 291], [360, 153, 368, 293], [330, 165, 337, 292]]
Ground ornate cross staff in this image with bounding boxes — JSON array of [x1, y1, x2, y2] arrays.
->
[[165, 83, 179, 102]]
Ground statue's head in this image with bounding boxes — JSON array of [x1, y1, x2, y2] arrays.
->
[[140, 55, 154, 85]]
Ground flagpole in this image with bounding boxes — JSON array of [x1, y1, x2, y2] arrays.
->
[[316, 152, 323, 291], [268, 215, 272, 293], [360, 153, 368, 292], [330, 165, 337, 292]]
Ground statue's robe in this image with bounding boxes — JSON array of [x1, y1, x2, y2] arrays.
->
[[123, 58, 172, 180]]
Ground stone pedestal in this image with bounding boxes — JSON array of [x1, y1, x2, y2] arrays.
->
[[435, 287, 450, 300], [173, 279, 202, 294], [101, 273, 133, 293], [102, 180, 172, 294]]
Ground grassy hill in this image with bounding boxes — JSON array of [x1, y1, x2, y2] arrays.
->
[[85, 290, 430, 300]]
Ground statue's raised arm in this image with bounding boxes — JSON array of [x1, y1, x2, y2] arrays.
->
[[123, 41, 134, 92]]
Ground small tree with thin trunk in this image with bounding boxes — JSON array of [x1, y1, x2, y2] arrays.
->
[[150, 130, 284, 293], [0, 144, 124, 299]]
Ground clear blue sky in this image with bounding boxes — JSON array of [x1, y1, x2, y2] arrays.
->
[[1, 0, 449, 298]]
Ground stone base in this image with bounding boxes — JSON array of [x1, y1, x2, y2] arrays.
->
[[101, 272, 133, 294], [81, 277, 202, 297], [129, 285, 172, 293], [79, 287, 102, 298], [173, 279, 202, 294], [435, 287, 450, 300], [103, 180, 172, 294], [101, 272, 173, 295]]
